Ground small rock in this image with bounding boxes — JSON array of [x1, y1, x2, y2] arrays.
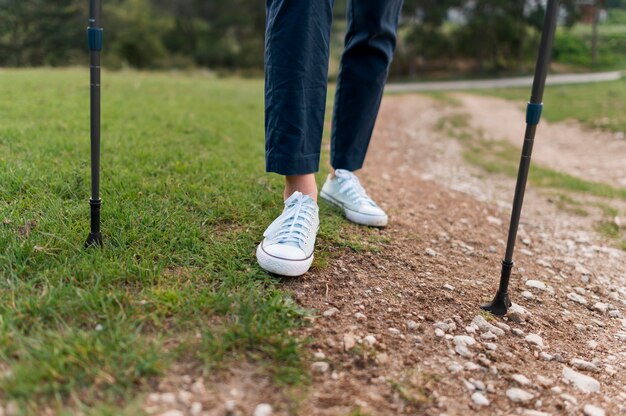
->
[[354, 312, 367, 321], [425, 248, 438, 257], [592, 302, 608, 314], [536, 375, 553, 387], [521, 291, 535, 300], [471, 315, 505, 336], [567, 292, 588, 305], [448, 363, 463, 373], [388, 328, 401, 337], [587, 340, 598, 350], [570, 358, 600, 372], [506, 388, 534, 403], [471, 392, 490, 406], [521, 411, 551, 416], [539, 352, 553, 361], [312, 351, 326, 360], [363, 335, 377, 346], [343, 333, 356, 351], [512, 328, 525, 336], [433, 322, 449, 332], [561, 393, 578, 405], [311, 361, 330, 374], [485, 343, 497, 351], [406, 320, 419, 331], [464, 362, 480, 371], [480, 331, 496, 340], [608, 310, 621, 318], [583, 404, 606, 416], [525, 333, 544, 349], [509, 303, 531, 323], [511, 374, 531, 386], [525, 280, 547, 291], [323, 308, 340, 317], [253, 403, 273, 416], [443, 283, 455, 291], [562, 367, 600, 393], [435, 328, 445, 337], [455, 344, 474, 358], [190, 402, 203, 416], [453, 335, 476, 347]]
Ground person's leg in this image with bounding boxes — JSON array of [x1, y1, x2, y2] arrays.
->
[[258, 0, 334, 276], [331, 0, 403, 171], [265, 0, 335, 200]]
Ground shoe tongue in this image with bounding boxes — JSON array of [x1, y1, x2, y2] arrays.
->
[[284, 191, 304, 205], [284, 191, 316, 207]]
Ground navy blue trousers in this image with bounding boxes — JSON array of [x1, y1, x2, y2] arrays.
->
[[265, 0, 403, 175]]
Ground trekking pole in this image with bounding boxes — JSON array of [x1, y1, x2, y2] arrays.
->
[[85, 0, 104, 248], [481, 0, 559, 316]]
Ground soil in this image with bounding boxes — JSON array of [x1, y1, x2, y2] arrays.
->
[[144, 94, 626, 416]]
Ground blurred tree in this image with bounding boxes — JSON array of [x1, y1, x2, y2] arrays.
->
[[0, 0, 83, 66]]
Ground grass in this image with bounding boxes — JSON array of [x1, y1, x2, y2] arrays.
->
[[477, 77, 626, 133], [0, 68, 366, 413]]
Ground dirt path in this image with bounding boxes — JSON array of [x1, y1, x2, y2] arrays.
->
[[455, 94, 626, 188], [143, 95, 626, 416]]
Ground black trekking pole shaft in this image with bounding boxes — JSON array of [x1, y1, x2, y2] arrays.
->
[[481, 0, 559, 316], [85, 0, 104, 247]]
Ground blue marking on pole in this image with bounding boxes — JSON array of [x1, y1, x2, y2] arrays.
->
[[526, 102, 543, 125], [88, 27, 103, 51]]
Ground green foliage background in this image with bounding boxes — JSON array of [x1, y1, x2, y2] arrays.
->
[[0, 0, 624, 76]]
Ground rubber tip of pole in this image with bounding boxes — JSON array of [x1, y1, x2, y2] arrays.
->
[[480, 290, 512, 317], [85, 232, 103, 248]]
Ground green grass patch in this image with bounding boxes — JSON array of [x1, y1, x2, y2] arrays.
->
[[0, 69, 364, 412], [478, 78, 626, 133]]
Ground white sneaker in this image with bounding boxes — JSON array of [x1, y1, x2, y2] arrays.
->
[[256, 191, 319, 277], [320, 169, 388, 227]]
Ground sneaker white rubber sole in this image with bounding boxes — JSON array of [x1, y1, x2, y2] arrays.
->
[[320, 191, 388, 227], [256, 243, 314, 277]]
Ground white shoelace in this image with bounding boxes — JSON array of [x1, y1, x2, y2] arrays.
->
[[336, 170, 376, 206], [267, 194, 316, 247]]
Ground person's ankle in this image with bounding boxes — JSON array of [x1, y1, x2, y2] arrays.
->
[[284, 174, 318, 202]]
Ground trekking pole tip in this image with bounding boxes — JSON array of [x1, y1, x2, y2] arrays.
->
[[84, 232, 103, 248], [480, 290, 512, 316]]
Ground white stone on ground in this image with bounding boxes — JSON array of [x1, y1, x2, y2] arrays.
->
[[323, 308, 340, 317], [472, 315, 505, 336], [471, 392, 490, 406], [525, 280, 547, 290], [311, 362, 330, 374], [443, 283, 455, 291], [562, 367, 600, 393], [506, 388, 534, 403], [567, 292, 588, 305], [522, 291, 534, 300], [583, 404, 606, 416], [511, 374, 531, 386], [525, 333, 544, 348], [363, 335, 377, 346], [592, 302, 608, 313], [253, 403, 273, 416], [190, 402, 202, 416], [570, 358, 600, 372]]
